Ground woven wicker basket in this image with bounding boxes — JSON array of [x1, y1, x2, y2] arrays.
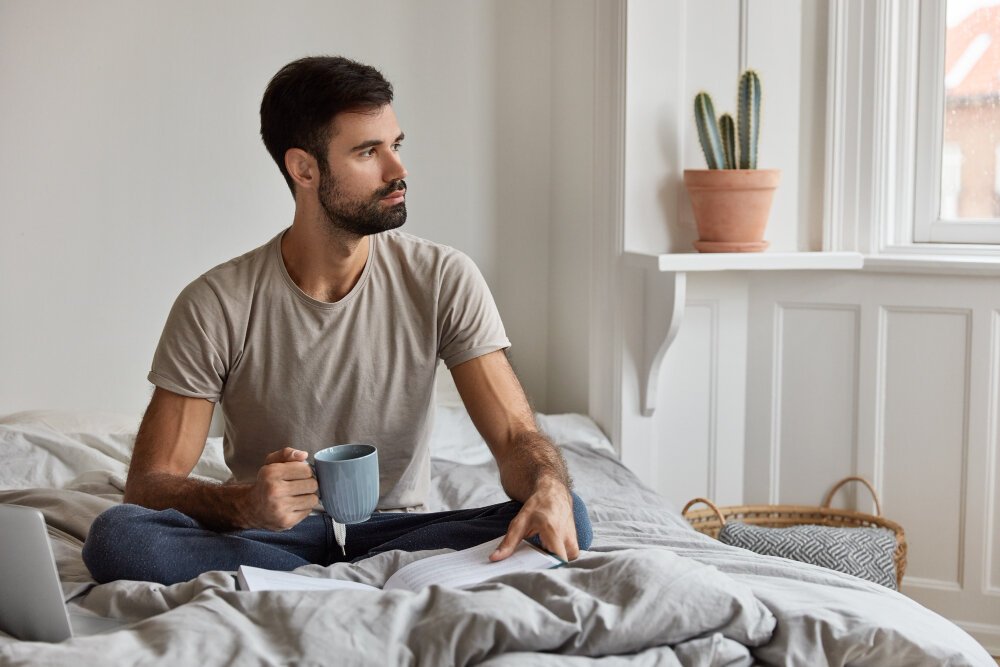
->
[[682, 476, 908, 588]]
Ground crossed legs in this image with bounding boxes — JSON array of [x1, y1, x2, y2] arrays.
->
[[83, 493, 593, 585]]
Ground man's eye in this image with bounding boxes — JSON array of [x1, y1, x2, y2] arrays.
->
[[360, 148, 375, 157], [392, 143, 402, 152]]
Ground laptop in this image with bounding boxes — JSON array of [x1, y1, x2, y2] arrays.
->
[[0, 504, 124, 641]]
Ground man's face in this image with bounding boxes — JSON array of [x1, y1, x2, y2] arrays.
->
[[317, 105, 408, 236]]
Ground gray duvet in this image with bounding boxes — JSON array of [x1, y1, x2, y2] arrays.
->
[[0, 426, 992, 666]]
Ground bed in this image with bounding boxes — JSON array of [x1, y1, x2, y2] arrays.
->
[[0, 405, 993, 666]]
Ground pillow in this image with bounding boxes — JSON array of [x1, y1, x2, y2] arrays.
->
[[429, 405, 493, 464], [0, 409, 231, 487], [0, 409, 139, 434], [534, 413, 615, 456], [431, 360, 617, 462], [434, 361, 465, 408], [718, 522, 898, 589]]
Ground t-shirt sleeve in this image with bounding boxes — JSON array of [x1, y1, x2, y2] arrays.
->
[[437, 251, 511, 368], [147, 277, 230, 401]]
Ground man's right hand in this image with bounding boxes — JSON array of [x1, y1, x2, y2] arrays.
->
[[243, 447, 318, 531]]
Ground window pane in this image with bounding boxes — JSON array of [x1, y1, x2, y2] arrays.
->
[[943, 0, 1000, 220], [942, 143, 963, 218]]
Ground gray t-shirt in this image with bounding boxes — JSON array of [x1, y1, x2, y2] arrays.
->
[[148, 228, 510, 511]]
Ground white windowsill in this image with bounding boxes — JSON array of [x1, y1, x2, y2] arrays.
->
[[624, 250, 1000, 277], [623, 251, 864, 272], [862, 253, 1000, 277]]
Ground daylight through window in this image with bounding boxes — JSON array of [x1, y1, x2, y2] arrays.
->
[[942, 0, 1000, 221]]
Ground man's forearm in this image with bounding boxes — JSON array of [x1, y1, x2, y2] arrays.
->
[[496, 431, 572, 502], [124, 472, 254, 532]]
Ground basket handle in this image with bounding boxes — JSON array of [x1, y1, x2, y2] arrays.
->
[[681, 497, 727, 526], [821, 475, 882, 516]]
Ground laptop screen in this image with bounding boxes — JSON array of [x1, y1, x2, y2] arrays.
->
[[0, 505, 75, 642]]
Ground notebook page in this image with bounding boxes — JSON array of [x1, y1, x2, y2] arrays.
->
[[383, 537, 561, 592], [237, 565, 378, 592]]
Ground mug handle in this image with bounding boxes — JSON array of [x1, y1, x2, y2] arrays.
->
[[308, 461, 322, 500]]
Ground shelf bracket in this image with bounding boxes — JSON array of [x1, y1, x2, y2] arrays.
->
[[625, 249, 863, 417], [640, 270, 686, 417]]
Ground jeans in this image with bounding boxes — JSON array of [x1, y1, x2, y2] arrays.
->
[[82, 493, 593, 585]]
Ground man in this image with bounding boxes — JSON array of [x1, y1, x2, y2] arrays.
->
[[82, 56, 591, 586]]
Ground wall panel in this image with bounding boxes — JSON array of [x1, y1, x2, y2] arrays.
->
[[775, 304, 859, 505], [637, 273, 749, 507], [881, 307, 969, 587], [657, 303, 716, 505]]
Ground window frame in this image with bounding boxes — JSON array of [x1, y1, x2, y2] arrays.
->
[[824, 0, 1000, 256]]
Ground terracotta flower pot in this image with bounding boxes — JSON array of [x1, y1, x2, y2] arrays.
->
[[683, 169, 781, 252]]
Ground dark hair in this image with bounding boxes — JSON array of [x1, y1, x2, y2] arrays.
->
[[260, 56, 394, 194]]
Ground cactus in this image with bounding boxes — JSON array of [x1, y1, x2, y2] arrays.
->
[[694, 92, 724, 170], [737, 69, 761, 169], [719, 113, 736, 170], [693, 69, 762, 170]]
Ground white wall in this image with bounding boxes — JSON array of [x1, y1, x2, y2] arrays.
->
[[622, 0, 816, 256], [0, 0, 585, 419], [547, 0, 597, 415]]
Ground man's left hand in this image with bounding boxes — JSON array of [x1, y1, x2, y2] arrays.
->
[[490, 479, 579, 562]]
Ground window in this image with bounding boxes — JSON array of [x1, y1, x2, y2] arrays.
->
[[824, 0, 1000, 254], [916, 0, 1000, 243]]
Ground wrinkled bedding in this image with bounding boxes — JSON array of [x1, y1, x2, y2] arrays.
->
[[0, 420, 993, 666]]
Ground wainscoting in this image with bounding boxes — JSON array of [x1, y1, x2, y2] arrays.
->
[[742, 269, 1000, 651], [615, 267, 1000, 651]]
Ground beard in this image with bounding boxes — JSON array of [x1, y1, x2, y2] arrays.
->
[[317, 167, 407, 237]]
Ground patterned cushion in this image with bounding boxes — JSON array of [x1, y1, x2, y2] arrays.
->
[[717, 522, 898, 589]]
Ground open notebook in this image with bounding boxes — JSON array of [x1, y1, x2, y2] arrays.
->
[[237, 536, 563, 593]]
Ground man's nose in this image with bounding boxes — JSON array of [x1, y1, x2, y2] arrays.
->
[[384, 152, 407, 183]]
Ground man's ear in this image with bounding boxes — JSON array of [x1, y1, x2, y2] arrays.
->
[[285, 148, 319, 191]]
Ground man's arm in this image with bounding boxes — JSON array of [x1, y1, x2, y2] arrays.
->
[[125, 387, 318, 531], [450, 350, 579, 562]]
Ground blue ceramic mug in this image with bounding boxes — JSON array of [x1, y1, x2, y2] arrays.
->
[[312, 444, 379, 524]]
